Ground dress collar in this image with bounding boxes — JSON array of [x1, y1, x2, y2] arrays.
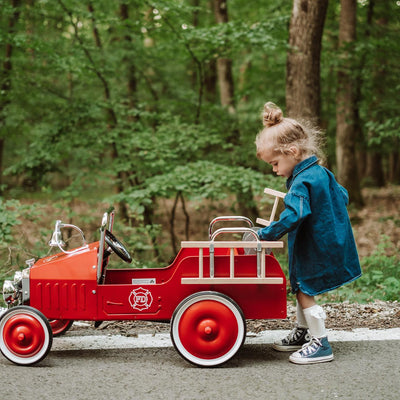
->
[[286, 155, 319, 189]]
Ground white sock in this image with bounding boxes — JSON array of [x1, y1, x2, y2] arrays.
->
[[296, 301, 308, 329], [303, 305, 327, 338]]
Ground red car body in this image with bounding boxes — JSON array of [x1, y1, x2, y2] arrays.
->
[[1, 210, 286, 367]]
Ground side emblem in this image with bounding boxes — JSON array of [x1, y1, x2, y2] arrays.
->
[[129, 287, 153, 311]]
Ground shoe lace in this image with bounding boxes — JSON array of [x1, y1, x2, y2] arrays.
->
[[286, 327, 305, 342], [300, 337, 322, 355]]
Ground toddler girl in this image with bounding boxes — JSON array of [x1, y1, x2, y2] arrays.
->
[[255, 102, 361, 364]]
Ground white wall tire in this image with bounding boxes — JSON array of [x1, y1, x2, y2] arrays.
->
[[171, 292, 246, 367], [0, 306, 53, 365]]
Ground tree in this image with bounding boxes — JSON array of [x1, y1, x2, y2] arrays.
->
[[286, 0, 329, 122], [361, 0, 400, 185], [213, 0, 235, 114], [0, 0, 21, 193], [336, 0, 363, 206]]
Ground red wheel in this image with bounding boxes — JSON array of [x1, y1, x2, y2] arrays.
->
[[171, 292, 246, 367], [0, 306, 52, 365], [49, 319, 73, 336]]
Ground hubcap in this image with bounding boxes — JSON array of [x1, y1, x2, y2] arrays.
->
[[198, 319, 218, 340], [178, 300, 239, 359], [3, 314, 45, 357]]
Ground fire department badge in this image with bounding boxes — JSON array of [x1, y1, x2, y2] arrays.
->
[[129, 287, 153, 311]]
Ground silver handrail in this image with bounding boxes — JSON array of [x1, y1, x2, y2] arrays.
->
[[208, 216, 253, 239], [209, 227, 262, 278], [49, 220, 88, 255]]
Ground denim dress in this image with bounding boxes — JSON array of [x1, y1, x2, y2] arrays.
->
[[259, 156, 361, 296]]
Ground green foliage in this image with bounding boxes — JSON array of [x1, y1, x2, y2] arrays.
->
[[115, 160, 278, 216], [320, 0, 400, 170], [113, 223, 165, 269], [1, 0, 289, 203], [365, 117, 400, 147], [0, 199, 22, 245], [0, 199, 45, 287]]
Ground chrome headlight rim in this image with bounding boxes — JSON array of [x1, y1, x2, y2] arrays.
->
[[13, 270, 23, 288], [2, 279, 18, 305], [2, 267, 30, 307]]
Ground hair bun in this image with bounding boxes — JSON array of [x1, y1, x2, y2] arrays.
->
[[262, 102, 283, 127]]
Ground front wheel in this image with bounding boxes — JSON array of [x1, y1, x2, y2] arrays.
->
[[170, 291, 246, 367], [0, 306, 53, 366]]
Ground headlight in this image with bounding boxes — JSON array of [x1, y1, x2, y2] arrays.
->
[[13, 270, 23, 288], [2, 267, 30, 307]]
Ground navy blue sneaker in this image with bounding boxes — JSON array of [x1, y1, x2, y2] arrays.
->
[[273, 326, 311, 352], [289, 336, 334, 364]]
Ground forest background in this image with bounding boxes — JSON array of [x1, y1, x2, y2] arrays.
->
[[0, 0, 399, 304]]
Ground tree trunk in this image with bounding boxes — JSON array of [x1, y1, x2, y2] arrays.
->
[[120, 4, 138, 112], [216, 58, 235, 114], [204, 58, 218, 103], [354, 0, 374, 181], [238, 58, 251, 104], [286, 0, 328, 122], [365, 152, 384, 186], [365, 2, 389, 186], [0, 0, 21, 193], [389, 147, 400, 184], [213, 0, 235, 114], [336, 0, 363, 206]]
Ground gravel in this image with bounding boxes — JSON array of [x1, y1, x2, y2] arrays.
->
[[67, 300, 400, 337]]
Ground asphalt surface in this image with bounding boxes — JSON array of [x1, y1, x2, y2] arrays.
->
[[1, 330, 400, 400]]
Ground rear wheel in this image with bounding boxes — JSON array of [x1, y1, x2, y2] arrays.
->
[[171, 291, 246, 367], [0, 306, 53, 365], [48, 319, 73, 336]]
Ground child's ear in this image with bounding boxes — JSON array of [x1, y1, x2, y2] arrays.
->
[[288, 146, 301, 158]]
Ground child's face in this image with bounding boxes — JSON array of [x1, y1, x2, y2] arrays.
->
[[260, 149, 299, 178]]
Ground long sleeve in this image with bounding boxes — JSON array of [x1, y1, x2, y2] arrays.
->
[[258, 192, 311, 241]]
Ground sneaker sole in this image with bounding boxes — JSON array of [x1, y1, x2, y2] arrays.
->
[[289, 354, 334, 365], [272, 344, 304, 352]]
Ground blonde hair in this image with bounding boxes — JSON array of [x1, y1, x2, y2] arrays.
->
[[256, 102, 324, 160]]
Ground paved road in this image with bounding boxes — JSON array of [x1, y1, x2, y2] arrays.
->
[[1, 336, 400, 400]]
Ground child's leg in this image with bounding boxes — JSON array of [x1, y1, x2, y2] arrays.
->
[[296, 291, 326, 338], [296, 301, 308, 329], [272, 295, 311, 352], [303, 304, 327, 338], [296, 290, 316, 309], [289, 291, 333, 364]]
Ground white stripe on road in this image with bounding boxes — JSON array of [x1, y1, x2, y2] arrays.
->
[[52, 328, 400, 351]]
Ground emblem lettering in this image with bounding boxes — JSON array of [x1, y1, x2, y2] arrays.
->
[[129, 287, 153, 311]]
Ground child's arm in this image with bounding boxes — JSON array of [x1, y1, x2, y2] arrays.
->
[[258, 192, 311, 241]]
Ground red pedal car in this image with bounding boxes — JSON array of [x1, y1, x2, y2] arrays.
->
[[1, 193, 286, 367]]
